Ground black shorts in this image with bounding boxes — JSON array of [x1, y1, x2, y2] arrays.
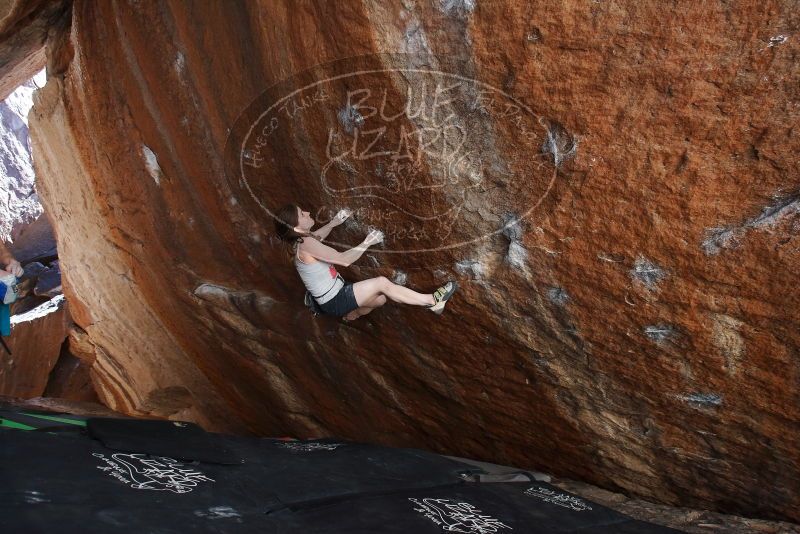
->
[[319, 283, 360, 317]]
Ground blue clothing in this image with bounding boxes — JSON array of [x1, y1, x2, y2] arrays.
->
[[0, 303, 10, 337], [319, 283, 360, 317]]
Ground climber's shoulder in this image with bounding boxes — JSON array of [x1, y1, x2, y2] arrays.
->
[[297, 235, 321, 263], [298, 236, 348, 266]]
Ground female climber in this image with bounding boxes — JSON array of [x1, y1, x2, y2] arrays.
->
[[274, 204, 458, 322]]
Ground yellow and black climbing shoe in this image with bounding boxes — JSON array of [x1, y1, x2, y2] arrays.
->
[[428, 281, 458, 315]]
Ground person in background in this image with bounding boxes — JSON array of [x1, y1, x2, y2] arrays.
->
[[0, 241, 23, 342]]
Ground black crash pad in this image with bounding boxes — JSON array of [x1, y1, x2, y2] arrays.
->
[[229, 436, 484, 504], [1, 413, 681, 533], [0, 430, 280, 514], [0, 503, 266, 534], [264, 481, 681, 533], [0, 423, 479, 518], [87, 416, 484, 502], [87, 417, 243, 464]]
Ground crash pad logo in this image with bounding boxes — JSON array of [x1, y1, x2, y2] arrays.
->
[[524, 486, 592, 512], [226, 53, 565, 254], [275, 441, 344, 452], [92, 453, 214, 494], [409, 497, 512, 533]]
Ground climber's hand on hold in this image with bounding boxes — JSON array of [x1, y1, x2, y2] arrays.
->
[[333, 208, 352, 226], [363, 228, 384, 247]]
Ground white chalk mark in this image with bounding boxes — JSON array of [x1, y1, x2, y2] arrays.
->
[[768, 34, 788, 47], [142, 145, 163, 186]]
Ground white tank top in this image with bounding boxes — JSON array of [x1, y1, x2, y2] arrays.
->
[[294, 251, 344, 304]]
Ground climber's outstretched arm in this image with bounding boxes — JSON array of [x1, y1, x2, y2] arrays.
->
[[311, 219, 337, 241], [312, 208, 353, 241], [301, 236, 370, 267], [300, 227, 382, 268]]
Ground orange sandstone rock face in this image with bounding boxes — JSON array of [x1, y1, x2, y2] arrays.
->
[[0, 0, 68, 100], [26, 0, 800, 522], [0, 296, 70, 397]]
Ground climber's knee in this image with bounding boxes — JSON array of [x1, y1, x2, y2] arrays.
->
[[376, 276, 391, 291]]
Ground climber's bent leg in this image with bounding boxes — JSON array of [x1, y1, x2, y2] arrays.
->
[[352, 277, 435, 307], [360, 293, 387, 309], [343, 294, 386, 321], [344, 306, 373, 321]]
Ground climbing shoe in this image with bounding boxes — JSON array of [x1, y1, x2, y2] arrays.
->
[[428, 281, 458, 315]]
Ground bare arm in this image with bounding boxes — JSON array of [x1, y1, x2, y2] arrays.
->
[[300, 236, 371, 267], [311, 220, 337, 241], [0, 241, 12, 265], [0, 241, 21, 276], [312, 209, 351, 241]]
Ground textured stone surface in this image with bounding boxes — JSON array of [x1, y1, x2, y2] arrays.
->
[[41, 344, 98, 402], [11, 258, 61, 313], [552, 478, 800, 534], [0, 393, 121, 418], [0, 0, 66, 101], [0, 294, 69, 397], [20, 0, 800, 523], [452, 455, 800, 533], [10, 211, 57, 264], [0, 74, 47, 243], [0, 296, 98, 406], [33, 259, 60, 296]]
